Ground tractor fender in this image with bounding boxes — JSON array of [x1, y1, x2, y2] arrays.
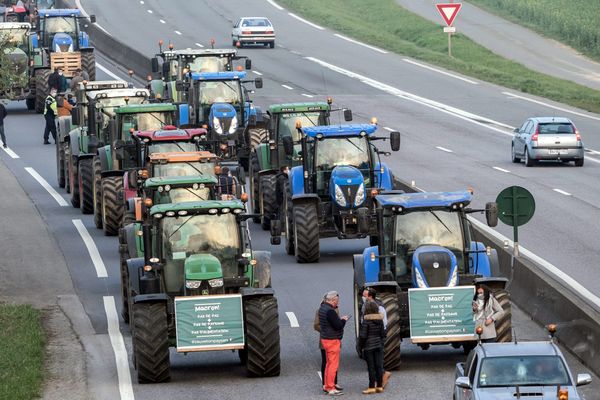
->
[[125, 223, 142, 260], [133, 293, 169, 304], [97, 144, 111, 172], [239, 287, 275, 298], [252, 251, 271, 288], [79, 45, 94, 53], [469, 241, 493, 277], [100, 170, 125, 179], [68, 128, 83, 157], [362, 246, 380, 284], [353, 254, 366, 289], [375, 162, 393, 191], [289, 166, 305, 196], [57, 116, 72, 143], [126, 257, 145, 296], [473, 277, 508, 291], [255, 143, 270, 171], [78, 32, 90, 49]]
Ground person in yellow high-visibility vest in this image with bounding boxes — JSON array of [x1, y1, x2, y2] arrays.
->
[[43, 88, 58, 144]]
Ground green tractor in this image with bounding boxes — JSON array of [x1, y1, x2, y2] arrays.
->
[[0, 22, 36, 109], [125, 200, 280, 382]]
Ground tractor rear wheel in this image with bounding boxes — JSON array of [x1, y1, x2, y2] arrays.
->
[[283, 180, 295, 255], [78, 158, 94, 214], [68, 155, 80, 208], [243, 296, 280, 377], [248, 127, 267, 150], [34, 69, 50, 114], [57, 143, 66, 188], [380, 292, 401, 370], [493, 288, 512, 343], [102, 176, 123, 236], [132, 302, 170, 383], [259, 174, 277, 231], [119, 244, 129, 323], [249, 153, 260, 222], [92, 157, 103, 229], [81, 51, 96, 81], [293, 201, 320, 263]]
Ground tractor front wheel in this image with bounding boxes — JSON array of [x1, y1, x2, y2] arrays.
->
[[493, 288, 512, 343], [68, 155, 80, 208], [293, 201, 320, 263], [380, 292, 401, 370], [259, 174, 277, 231], [132, 302, 170, 383], [34, 69, 50, 114], [243, 296, 280, 377], [92, 157, 103, 228], [247, 127, 268, 150], [283, 180, 295, 256], [249, 153, 260, 223], [57, 143, 66, 188], [78, 158, 94, 214], [81, 51, 96, 81], [101, 176, 123, 236]]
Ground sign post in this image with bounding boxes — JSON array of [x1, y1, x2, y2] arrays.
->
[[496, 186, 536, 258], [436, 3, 462, 57]]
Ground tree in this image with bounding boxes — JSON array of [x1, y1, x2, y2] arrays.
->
[[0, 30, 29, 99]]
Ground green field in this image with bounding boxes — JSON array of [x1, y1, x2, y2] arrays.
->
[[277, 0, 600, 114], [469, 0, 600, 62], [0, 304, 46, 400]]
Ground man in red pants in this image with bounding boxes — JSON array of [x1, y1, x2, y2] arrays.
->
[[319, 291, 350, 396]]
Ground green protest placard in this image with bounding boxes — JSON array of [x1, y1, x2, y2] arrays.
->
[[175, 294, 245, 352], [408, 286, 476, 343]]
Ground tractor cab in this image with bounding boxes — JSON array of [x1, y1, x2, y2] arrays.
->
[[134, 127, 206, 155], [146, 151, 219, 180], [143, 175, 218, 205]]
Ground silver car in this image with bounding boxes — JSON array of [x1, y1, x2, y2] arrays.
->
[[232, 17, 275, 48], [511, 117, 584, 167], [454, 341, 592, 400]]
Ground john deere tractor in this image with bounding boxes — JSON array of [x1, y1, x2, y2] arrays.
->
[[274, 123, 400, 263], [31, 8, 95, 112], [352, 190, 512, 370], [125, 200, 280, 382], [0, 22, 36, 109]]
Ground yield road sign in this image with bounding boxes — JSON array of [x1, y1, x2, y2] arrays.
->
[[436, 3, 462, 26]]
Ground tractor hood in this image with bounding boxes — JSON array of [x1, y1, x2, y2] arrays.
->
[[184, 254, 223, 281], [53, 33, 74, 52], [329, 166, 365, 209], [412, 245, 459, 288], [5, 47, 28, 75], [209, 103, 238, 136]]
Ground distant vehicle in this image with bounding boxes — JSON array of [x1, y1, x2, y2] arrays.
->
[[454, 328, 592, 400], [232, 17, 275, 48], [511, 117, 584, 167]]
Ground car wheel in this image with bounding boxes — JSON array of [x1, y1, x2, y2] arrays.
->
[[525, 148, 535, 167], [269, 41, 275, 49], [575, 158, 584, 167], [511, 144, 520, 163]]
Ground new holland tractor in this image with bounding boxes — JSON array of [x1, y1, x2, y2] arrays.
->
[[0, 22, 36, 109], [125, 199, 280, 382], [275, 123, 400, 263], [249, 100, 352, 230], [31, 8, 95, 112], [352, 190, 512, 370]]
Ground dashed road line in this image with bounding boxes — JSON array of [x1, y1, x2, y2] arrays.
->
[[333, 33, 387, 54], [24, 167, 69, 206], [288, 12, 325, 30], [174, 30, 182, 35], [267, 0, 284, 10], [147, 9, 153, 14], [72, 219, 108, 278], [285, 311, 299, 328], [436, 146, 453, 153], [553, 188, 572, 196], [1, 146, 19, 159], [159, 19, 165, 24], [493, 166, 510, 173], [139, 0, 144, 3], [195, 42, 204, 48], [403, 58, 478, 84], [383, 126, 394, 132], [103, 296, 135, 400], [252, 70, 263, 76], [503, 92, 600, 122], [301, 93, 314, 98], [281, 84, 294, 90]]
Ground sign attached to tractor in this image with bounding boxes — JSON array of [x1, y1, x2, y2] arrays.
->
[[408, 286, 476, 343], [175, 294, 245, 352]]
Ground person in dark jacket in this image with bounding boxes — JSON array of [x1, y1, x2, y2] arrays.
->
[[358, 301, 386, 394], [319, 290, 350, 396], [48, 68, 61, 92], [0, 101, 7, 148], [314, 296, 341, 393]]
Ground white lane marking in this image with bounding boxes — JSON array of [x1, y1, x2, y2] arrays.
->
[[281, 84, 294, 90], [301, 93, 314, 98], [95, 23, 113, 37], [159, 19, 165, 24], [553, 188, 572, 196], [436, 146, 453, 153], [403, 58, 478, 84], [195, 42, 204, 48], [174, 30, 182, 35], [147, 9, 153, 14], [96, 63, 123, 80], [74, 0, 112, 36], [469, 217, 600, 309], [587, 149, 600, 155], [288, 12, 325, 30], [305, 57, 515, 136], [503, 92, 600, 122], [383, 126, 394, 132], [493, 166, 510, 173], [252, 70, 263, 76], [585, 156, 600, 163], [333, 33, 388, 54], [1, 146, 19, 159], [103, 296, 135, 400], [72, 219, 108, 278], [24, 167, 68, 207], [285, 311, 299, 328], [317, 371, 322, 381], [139, 0, 144, 3], [267, 0, 284, 10]]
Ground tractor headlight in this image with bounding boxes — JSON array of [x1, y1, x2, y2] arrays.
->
[[334, 184, 346, 207], [354, 183, 365, 206], [208, 278, 224, 288], [185, 280, 202, 289], [448, 268, 458, 287], [213, 117, 223, 134], [415, 269, 427, 288], [228, 115, 238, 134]]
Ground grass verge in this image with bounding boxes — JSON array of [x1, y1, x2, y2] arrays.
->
[[0, 304, 46, 400], [277, 0, 600, 114]]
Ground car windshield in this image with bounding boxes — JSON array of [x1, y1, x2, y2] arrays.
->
[[242, 18, 271, 27], [538, 123, 575, 134], [44, 16, 76, 34], [478, 356, 571, 388], [148, 142, 196, 154], [152, 161, 215, 178], [395, 211, 463, 253], [121, 112, 173, 133], [315, 137, 369, 170], [188, 56, 230, 73], [278, 112, 323, 142], [154, 186, 212, 204], [37, 0, 55, 8], [199, 80, 241, 105]]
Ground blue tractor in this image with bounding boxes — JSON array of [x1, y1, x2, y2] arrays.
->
[[275, 123, 400, 263], [352, 190, 512, 370]]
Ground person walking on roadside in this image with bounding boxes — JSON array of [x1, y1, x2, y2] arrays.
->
[[361, 288, 391, 388], [43, 88, 58, 144], [358, 301, 386, 394], [472, 284, 504, 343], [319, 290, 350, 396], [0, 101, 8, 148], [314, 295, 342, 393]]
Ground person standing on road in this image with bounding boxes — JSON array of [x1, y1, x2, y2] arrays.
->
[[57, 95, 73, 117], [361, 288, 391, 388], [0, 101, 8, 148], [472, 285, 504, 343], [358, 301, 386, 394], [70, 68, 84, 91], [48, 68, 60, 92], [319, 290, 350, 396], [314, 295, 342, 393], [43, 89, 58, 144]]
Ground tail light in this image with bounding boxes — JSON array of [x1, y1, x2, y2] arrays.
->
[[242, 30, 252, 35], [574, 125, 582, 141], [531, 126, 539, 142], [265, 30, 274, 34]]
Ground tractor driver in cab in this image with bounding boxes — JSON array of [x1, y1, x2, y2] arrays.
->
[[216, 165, 237, 200]]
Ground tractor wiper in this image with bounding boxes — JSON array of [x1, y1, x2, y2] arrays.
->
[[185, 161, 204, 175], [168, 214, 196, 239], [147, 113, 166, 128], [429, 210, 452, 233], [183, 187, 207, 201], [222, 81, 240, 102], [301, 112, 318, 127], [345, 137, 363, 153]]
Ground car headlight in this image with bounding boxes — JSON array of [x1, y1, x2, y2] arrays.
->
[[185, 280, 202, 289], [334, 184, 346, 207], [228, 115, 238, 134], [208, 278, 224, 288], [448, 268, 458, 287], [354, 183, 365, 206], [213, 117, 223, 134], [415, 269, 427, 288]]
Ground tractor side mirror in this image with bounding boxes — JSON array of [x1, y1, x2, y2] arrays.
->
[[270, 220, 281, 245], [485, 202, 498, 227], [237, 167, 246, 185], [344, 109, 353, 121], [513, 127, 519, 133], [89, 15, 96, 24], [245, 58, 251, 70], [151, 57, 159, 73], [128, 170, 138, 189], [390, 131, 401, 152], [357, 207, 370, 235], [175, 80, 184, 92], [254, 77, 263, 89], [108, 118, 116, 136], [282, 136, 293, 156], [71, 106, 80, 126], [114, 139, 126, 161]]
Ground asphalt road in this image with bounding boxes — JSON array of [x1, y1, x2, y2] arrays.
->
[[1, 0, 599, 398]]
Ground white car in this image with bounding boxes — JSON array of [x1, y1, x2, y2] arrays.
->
[[232, 17, 275, 48]]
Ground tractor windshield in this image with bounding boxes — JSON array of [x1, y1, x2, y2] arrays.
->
[[148, 142, 196, 154], [154, 186, 212, 204], [128, 112, 174, 132], [278, 112, 324, 142], [199, 80, 242, 105], [188, 56, 230, 73], [44, 16, 77, 35], [151, 161, 215, 178], [315, 137, 369, 170]]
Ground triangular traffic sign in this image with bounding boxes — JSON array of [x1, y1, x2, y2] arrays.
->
[[436, 3, 462, 26]]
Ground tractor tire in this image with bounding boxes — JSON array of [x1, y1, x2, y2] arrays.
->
[[293, 201, 320, 263], [493, 288, 512, 343], [81, 51, 96, 81], [92, 157, 103, 229], [249, 153, 260, 222], [380, 292, 401, 370], [102, 176, 124, 236], [122, 211, 135, 228], [57, 143, 66, 188], [119, 244, 130, 324], [353, 280, 364, 358], [259, 174, 277, 231], [78, 158, 94, 214], [26, 97, 35, 110], [132, 302, 170, 383], [243, 296, 280, 377], [34, 69, 51, 114], [68, 155, 80, 208], [283, 180, 295, 256], [248, 127, 267, 150]]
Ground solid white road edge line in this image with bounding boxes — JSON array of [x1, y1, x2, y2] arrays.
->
[[553, 188, 572, 196], [281, 84, 294, 90], [72, 219, 108, 278], [301, 93, 314, 98], [333, 34, 388, 54], [503, 92, 600, 122], [285, 311, 299, 328], [288, 12, 325, 30], [103, 296, 135, 400], [24, 167, 69, 207], [403, 58, 478, 84], [74, 0, 112, 37], [96, 63, 123, 81], [585, 156, 600, 163], [492, 166, 510, 173], [1, 146, 19, 159], [436, 146, 453, 153], [266, 0, 284, 10]]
